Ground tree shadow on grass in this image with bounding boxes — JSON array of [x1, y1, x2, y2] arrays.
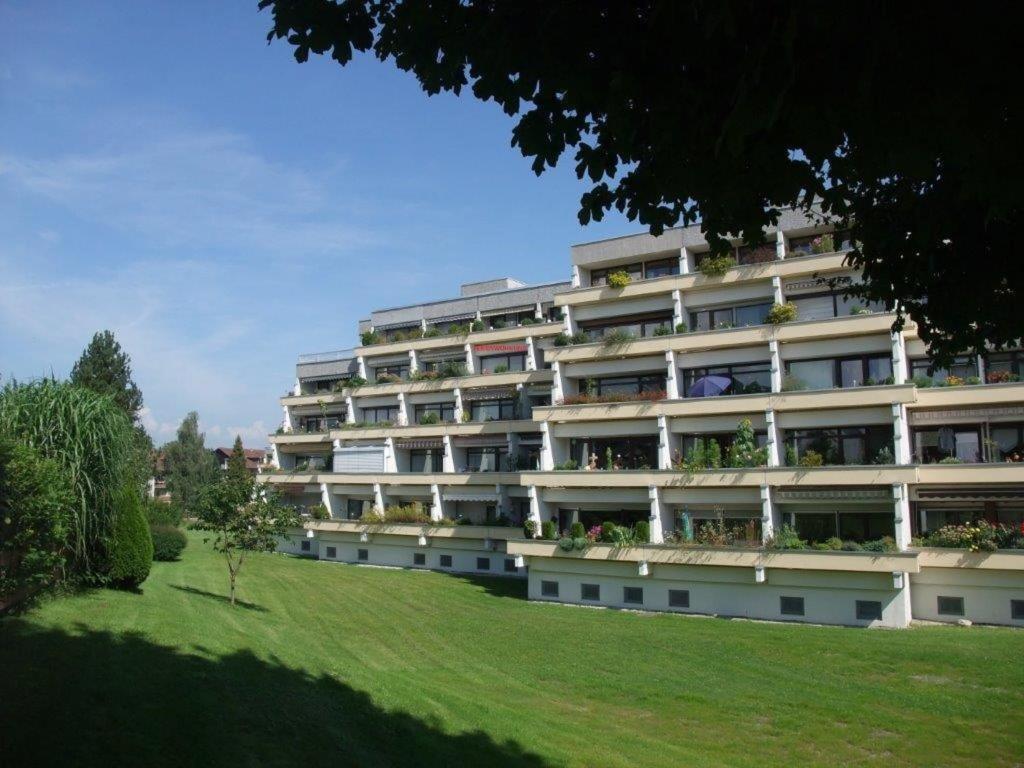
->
[[169, 584, 268, 612], [0, 621, 552, 768], [447, 573, 529, 601]]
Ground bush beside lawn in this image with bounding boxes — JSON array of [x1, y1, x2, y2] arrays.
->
[[1, 531, 1022, 767]]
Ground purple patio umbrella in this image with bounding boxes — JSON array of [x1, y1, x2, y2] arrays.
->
[[688, 375, 733, 398]]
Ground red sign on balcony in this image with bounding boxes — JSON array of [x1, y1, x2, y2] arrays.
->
[[474, 343, 528, 353]]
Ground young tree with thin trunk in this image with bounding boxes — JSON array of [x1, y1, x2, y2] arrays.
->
[[194, 472, 297, 606]]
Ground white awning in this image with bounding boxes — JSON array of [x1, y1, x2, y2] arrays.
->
[[463, 387, 518, 401], [443, 490, 498, 502]]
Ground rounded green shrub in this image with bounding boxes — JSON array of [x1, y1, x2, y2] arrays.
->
[[150, 525, 187, 561], [569, 521, 586, 539], [541, 520, 557, 540], [557, 537, 575, 551], [600, 521, 618, 542], [635, 520, 651, 543], [108, 486, 153, 588], [571, 537, 588, 551]]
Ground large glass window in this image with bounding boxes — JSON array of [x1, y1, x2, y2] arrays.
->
[[792, 511, 893, 543], [409, 449, 442, 472], [790, 290, 885, 321], [913, 426, 983, 463], [569, 436, 659, 470], [987, 351, 1024, 382], [736, 243, 777, 265], [990, 423, 1024, 461], [298, 414, 344, 432], [690, 302, 771, 332], [682, 362, 771, 397], [373, 363, 409, 381], [414, 402, 455, 423], [468, 398, 518, 422], [785, 354, 893, 391], [479, 353, 526, 373], [787, 426, 893, 465], [382, 326, 420, 342], [589, 258, 679, 286], [643, 258, 680, 278], [465, 447, 508, 472], [586, 374, 667, 397], [680, 431, 768, 458], [579, 312, 673, 340], [787, 230, 854, 256], [909, 355, 978, 383], [362, 406, 398, 425]]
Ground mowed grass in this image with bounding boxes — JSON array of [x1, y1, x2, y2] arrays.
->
[[2, 533, 1022, 768]]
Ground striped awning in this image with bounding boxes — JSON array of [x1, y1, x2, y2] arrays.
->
[[367, 355, 411, 367], [425, 312, 476, 324], [444, 490, 498, 502], [418, 350, 467, 363], [394, 439, 444, 450], [463, 386, 518, 401], [374, 321, 422, 332], [481, 305, 535, 316], [452, 436, 509, 448]]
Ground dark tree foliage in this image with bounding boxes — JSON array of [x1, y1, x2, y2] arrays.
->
[[260, 1, 1023, 365], [163, 412, 219, 516], [227, 435, 250, 487], [108, 484, 153, 589], [70, 331, 143, 421]]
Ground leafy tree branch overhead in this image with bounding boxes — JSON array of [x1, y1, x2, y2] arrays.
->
[[260, 0, 1022, 365]]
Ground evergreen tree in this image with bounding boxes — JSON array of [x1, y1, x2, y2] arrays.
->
[[163, 412, 218, 516], [70, 331, 143, 421], [226, 435, 250, 487]]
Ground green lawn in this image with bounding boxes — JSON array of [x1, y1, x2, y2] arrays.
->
[[2, 533, 1022, 767]]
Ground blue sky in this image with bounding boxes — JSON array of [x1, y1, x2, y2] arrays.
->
[[0, 1, 640, 447]]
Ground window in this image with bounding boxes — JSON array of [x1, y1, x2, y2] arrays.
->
[[298, 414, 344, 432], [682, 362, 772, 397], [569, 436, 659, 470], [325, 546, 337, 559], [913, 426, 983, 464], [422, 357, 466, 374], [644, 257, 680, 278], [578, 312, 674, 340], [787, 230, 854, 256], [468, 398, 518, 422], [346, 498, 366, 520], [789, 289, 885, 322], [690, 301, 771, 332], [785, 354, 894, 391], [382, 326, 419, 342], [680, 431, 769, 459], [856, 600, 882, 621], [987, 350, 1024, 382], [585, 374, 667, 397], [362, 405, 398, 425], [476, 557, 490, 571], [1012, 600, 1024, 620], [504, 557, 518, 573], [409, 449, 443, 473], [357, 548, 368, 561], [937, 596, 964, 616], [541, 580, 559, 597], [668, 589, 690, 608], [374, 363, 409, 381], [780, 596, 805, 616], [623, 586, 644, 605], [413, 553, 426, 566], [581, 583, 601, 601], [300, 540, 311, 552], [479, 353, 526, 374], [736, 242, 777, 265], [440, 554, 453, 568], [590, 262, 643, 286], [990, 423, 1024, 462], [414, 402, 455, 423], [909, 355, 978, 383], [787, 426, 893, 466], [465, 447, 509, 472]]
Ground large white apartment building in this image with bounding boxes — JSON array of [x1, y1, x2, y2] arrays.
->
[[263, 210, 1024, 628]]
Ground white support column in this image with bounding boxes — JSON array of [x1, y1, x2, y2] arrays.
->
[[396, 391, 409, 426], [384, 437, 398, 473], [890, 331, 907, 385], [420, 318, 428, 334], [357, 355, 367, 380], [525, 336, 538, 371], [527, 485, 544, 536], [293, 377, 301, 396], [976, 354, 987, 384], [769, 340, 783, 392], [775, 229, 786, 260], [271, 444, 281, 469], [345, 396, 356, 424], [665, 350, 680, 400], [496, 483, 510, 518], [515, 382, 527, 420], [760, 484, 776, 543], [534, 301, 544, 320], [453, 387, 464, 422], [372, 482, 386, 512], [771, 276, 784, 305], [442, 434, 455, 473], [765, 408, 782, 467], [562, 305, 576, 335], [679, 246, 691, 274], [408, 349, 419, 374], [552, 361, 567, 404], [571, 264, 582, 289], [282, 404, 293, 432], [507, 431, 520, 470], [647, 485, 665, 544], [657, 414, 672, 470], [320, 482, 338, 519], [892, 483, 912, 551], [671, 289, 684, 330], [331, 438, 341, 473], [892, 403, 911, 465], [539, 422, 555, 471], [430, 483, 444, 521], [464, 342, 475, 375]]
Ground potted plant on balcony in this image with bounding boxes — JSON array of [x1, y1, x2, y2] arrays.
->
[[766, 302, 798, 325], [810, 233, 835, 254], [607, 270, 632, 288], [699, 253, 736, 277]]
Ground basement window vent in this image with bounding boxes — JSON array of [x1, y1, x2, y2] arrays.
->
[[325, 546, 337, 559], [780, 596, 805, 616], [541, 580, 559, 597], [937, 596, 964, 616], [357, 548, 368, 562], [855, 600, 882, 621], [503, 557, 517, 573], [413, 553, 426, 566], [581, 583, 600, 601], [476, 557, 491, 571], [300, 541, 311, 552], [668, 589, 690, 608], [623, 587, 644, 605], [1011, 600, 1024, 621]]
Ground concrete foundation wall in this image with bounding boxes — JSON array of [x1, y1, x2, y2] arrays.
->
[[910, 567, 1024, 626]]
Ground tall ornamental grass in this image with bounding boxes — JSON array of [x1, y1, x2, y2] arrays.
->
[[0, 380, 137, 578]]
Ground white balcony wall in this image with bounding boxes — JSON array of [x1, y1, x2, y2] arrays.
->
[[564, 355, 667, 379], [670, 413, 768, 433], [551, 418, 659, 439], [775, 406, 893, 430], [573, 295, 674, 322]]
